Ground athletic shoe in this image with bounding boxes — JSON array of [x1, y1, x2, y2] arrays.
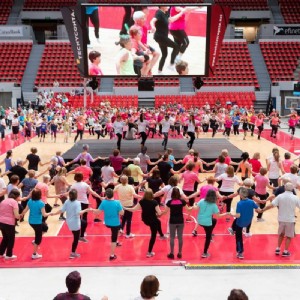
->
[[236, 253, 244, 259], [79, 237, 88, 243], [69, 253, 81, 259], [227, 228, 235, 236], [119, 229, 124, 235], [125, 233, 135, 239], [116, 242, 122, 247], [177, 253, 182, 259], [201, 253, 210, 258], [167, 253, 174, 259], [192, 230, 197, 237], [257, 218, 265, 222], [275, 248, 280, 255], [4, 255, 17, 260], [282, 251, 291, 257], [32, 253, 42, 259], [244, 232, 252, 237], [167, 64, 176, 72], [146, 252, 155, 258], [159, 235, 167, 240], [109, 254, 117, 261]]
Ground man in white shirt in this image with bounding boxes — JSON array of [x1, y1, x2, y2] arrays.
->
[[278, 164, 300, 190], [262, 182, 300, 257], [160, 115, 171, 151]]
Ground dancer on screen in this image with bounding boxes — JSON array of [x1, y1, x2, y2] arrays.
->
[[86, 6, 100, 45], [115, 35, 136, 76], [88, 51, 103, 76], [150, 6, 187, 74]]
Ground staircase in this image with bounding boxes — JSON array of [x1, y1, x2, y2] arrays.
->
[[254, 91, 270, 112], [21, 44, 45, 103], [294, 59, 300, 81], [268, 0, 285, 24], [179, 77, 195, 94], [7, 0, 25, 25]]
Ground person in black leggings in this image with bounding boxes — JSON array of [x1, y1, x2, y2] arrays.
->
[[125, 189, 166, 258], [86, 6, 100, 44], [51, 189, 90, 259], [150, 6, 186, 73], [187, 114, 196, 149]]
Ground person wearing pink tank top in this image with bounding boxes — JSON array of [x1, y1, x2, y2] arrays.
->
[[282, 152, 294, 173], [169, 6, 194, 62]]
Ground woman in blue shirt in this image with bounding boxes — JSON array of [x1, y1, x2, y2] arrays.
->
[[190, 190, 228, 258], [51, 189, 91, 259], [92, 188, 124, 261], [21, 188, 51, 260]]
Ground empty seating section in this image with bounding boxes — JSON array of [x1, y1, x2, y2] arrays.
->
[[203, 41, 259, 88], [214, 0, 268, 10], [0, 0, 13, 25], [279, 0, 300, 24], [0, 41, 32, 84], [155, 92, 256, 108], [65, 95, 138, 108], [114, 77, 180, 87], [35, 42, 82, 87], [259, 41, 300, 82], [23, 0, 77, 11]]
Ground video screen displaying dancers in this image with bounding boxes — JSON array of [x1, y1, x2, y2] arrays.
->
[[83, 4, 209, 77]]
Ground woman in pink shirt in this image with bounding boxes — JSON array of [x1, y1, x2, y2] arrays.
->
[[0, 189, 22, 260], [270, 113, 280, 139], [254, 167, 274, 221], [169, 6, 192, 61], [180, 162, 202, 222], [255, 114, 265, 140], [282, 152, 294, 175]]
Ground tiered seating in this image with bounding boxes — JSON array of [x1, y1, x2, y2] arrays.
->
[[259, 40, 300, 82], [0, 0, 13, 25], [67, 95, 138, 108], [155, 92, 256, 108], [114, 77, 179, 87], [23, 0, 77, 11], [279, 0, 300, 24], [0, 41, 32, 84], [214, 0, 269, 10], [203, 41, 259, 88], [35, 42, 82, 87]]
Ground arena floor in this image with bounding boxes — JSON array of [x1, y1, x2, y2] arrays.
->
[[1, 124, 300, 299]]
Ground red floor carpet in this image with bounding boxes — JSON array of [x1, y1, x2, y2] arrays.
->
[[1, 209, 300, 268]]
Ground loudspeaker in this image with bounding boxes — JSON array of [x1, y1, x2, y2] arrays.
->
[[138, 78, 154, 91], [194, 76, 204, 90], [88, 77, 99, 90]]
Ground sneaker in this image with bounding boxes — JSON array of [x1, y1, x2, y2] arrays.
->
[[201, 253, 210, 258], [119, 229, 124, 235], [167, 253, 174, 259], [275, 248, 280, 255], [146, 252, 155, 258], [125, 233, 135, 239], [79, 237, 88, 243], [167, 64, 176, 72], [227, 228, 235, 236], [192, 230, 198, 237], [282, 251, 291, 257], [4, 255, 17, 260], [257, 218, 265, 222], [244, 232, 252, 237], [32, 253, 42, 259], [109, 254, 117, 261], [177, 253, 182, 259], [116, 242, 122, 247], [159, 235, 167, 240], [59, 216, 66, 221], [69, 253, 81, 259], [236, 252, 244, 259]]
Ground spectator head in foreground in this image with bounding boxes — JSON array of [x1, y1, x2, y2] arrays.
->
[[140, 275, 160, 299], [228, 289, 248, 300]]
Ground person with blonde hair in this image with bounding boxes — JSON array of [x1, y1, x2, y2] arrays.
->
[[216, 166, 242, 220], [114, 175, 142, 238], [124, 188, 166, 257]]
